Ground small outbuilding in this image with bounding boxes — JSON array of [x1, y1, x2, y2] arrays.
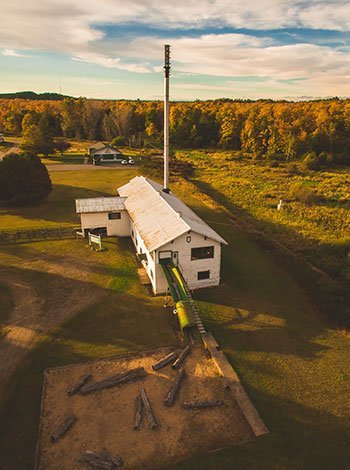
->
[[75, 197, 130, 237], [88, 142, 123, 164]]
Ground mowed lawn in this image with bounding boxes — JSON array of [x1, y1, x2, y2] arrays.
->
[[0, 167, 138, 229], [0, 168, 349, 469]]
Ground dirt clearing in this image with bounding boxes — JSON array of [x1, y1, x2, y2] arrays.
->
[[36, 347, 253, 469]]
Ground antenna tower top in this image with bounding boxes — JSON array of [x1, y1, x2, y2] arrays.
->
[[164, 44, 171, 78]]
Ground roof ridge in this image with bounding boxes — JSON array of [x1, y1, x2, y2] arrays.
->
[[142, 177, 192, 233]]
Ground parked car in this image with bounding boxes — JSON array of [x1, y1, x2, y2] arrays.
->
[[121, 158, 135, 165]]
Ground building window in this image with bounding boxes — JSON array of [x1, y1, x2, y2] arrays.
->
[[108, 212, 121, 220], [186, 236, 191, 243], [191, 246, 214, 260], [198, 270, 210, 280]]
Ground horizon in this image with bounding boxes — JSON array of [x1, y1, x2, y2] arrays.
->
[[1, 1, 350, 100], [1, 90, 349, 103]]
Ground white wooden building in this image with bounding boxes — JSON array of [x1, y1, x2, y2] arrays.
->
[[75, 197, 130, 237], [75, 176, 227, 294]]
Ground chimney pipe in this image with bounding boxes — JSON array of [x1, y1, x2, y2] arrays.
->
[[163, 44, 170, 193]]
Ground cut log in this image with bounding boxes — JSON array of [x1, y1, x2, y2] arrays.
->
[[133, 394, 143, 430], [182, 399, 223, 410], [152, 351, 178, 371], [79, 367, 146, 395], [172, 345, 191, 370], [50, 415, 77, 443], [140, 387, 158, 430], [68, 374, 92, 396], [79, 450, 123, 469], [164, 367, 186, 407]]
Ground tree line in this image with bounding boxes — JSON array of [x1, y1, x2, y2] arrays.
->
[[0, 97, 349, 165]]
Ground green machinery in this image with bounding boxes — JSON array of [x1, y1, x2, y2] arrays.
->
[[161, 263, 196, 333]]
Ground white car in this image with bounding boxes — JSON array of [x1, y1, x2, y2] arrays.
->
[[121, 158, 135, 165]]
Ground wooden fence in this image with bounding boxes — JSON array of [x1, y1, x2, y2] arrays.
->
[[0, 226, 81, 243]]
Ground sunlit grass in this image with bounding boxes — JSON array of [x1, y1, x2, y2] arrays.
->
[[0, 160, 349, 469]]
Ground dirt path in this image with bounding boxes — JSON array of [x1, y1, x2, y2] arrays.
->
[[0, 267, 105, 384]]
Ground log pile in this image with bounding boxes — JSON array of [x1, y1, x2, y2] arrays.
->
[[182, 400, 223, 410], [152, 351, 178, 371], [50, 415, 77, 443], [140, 387, 158, 430], [68, 374, 92, 396], [164, 367, 186, 407], [172, 345, 191, 370], [79, 450, 123, 469], [133, 394, 143, 430], [79, 368, 146, 395]]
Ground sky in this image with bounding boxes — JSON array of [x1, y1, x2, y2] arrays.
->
[[0, 0, 349, 100]]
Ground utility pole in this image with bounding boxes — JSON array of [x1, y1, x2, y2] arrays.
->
[[163, 44, 171, 192]]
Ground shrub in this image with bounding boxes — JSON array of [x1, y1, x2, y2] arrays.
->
[[54, 138, 71, 154], [0, 152, 52, 205], [301, 152, 321, 170], [289, 182, 319, 205], [111, 136, 127, 147], [302, 151, 335, 171], [285, 162, 300, 175]]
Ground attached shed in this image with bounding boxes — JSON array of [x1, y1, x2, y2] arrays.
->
[[75, 197, 130, 237], [118, 176, 227, 294]]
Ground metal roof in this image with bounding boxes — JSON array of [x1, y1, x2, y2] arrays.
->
[[75, 197, 126, 214], [92, 147, 122, 156], [118, 176, 227, 252]]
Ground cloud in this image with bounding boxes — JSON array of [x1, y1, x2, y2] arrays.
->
[[125, 33, 350, 79], [72, 52, 152, 73], [1, 1, 350, 98], [1, 48, 27, 57], [1, 1, 350, 55]]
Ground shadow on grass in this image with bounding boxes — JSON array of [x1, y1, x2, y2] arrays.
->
[[0, 280, 176, 470], [167, 385, 350, 470], [0, 183, 111, 226], [0, 283, 14, 324], [188, 178, 349, 328], [0, 237, 138, 288]]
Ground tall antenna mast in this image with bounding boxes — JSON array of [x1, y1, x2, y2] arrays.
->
[[163, 44, 171, 192]]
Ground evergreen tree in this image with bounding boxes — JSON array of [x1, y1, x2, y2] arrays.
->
[[0, 152, 52, 205]]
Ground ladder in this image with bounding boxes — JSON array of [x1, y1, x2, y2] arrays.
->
[[182, 282, 206, 335]]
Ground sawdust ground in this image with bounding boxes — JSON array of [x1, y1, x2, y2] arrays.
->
[[37, 347, 253, 470]]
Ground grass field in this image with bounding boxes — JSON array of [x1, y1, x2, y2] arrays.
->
[[0, 167, 137, 229], [0, 236, 176, 469], [0, 167, 349, 469], [175, 150, 350, 326]]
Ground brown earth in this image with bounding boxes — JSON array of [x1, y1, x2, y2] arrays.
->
[[36, 347, 254, 470]]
